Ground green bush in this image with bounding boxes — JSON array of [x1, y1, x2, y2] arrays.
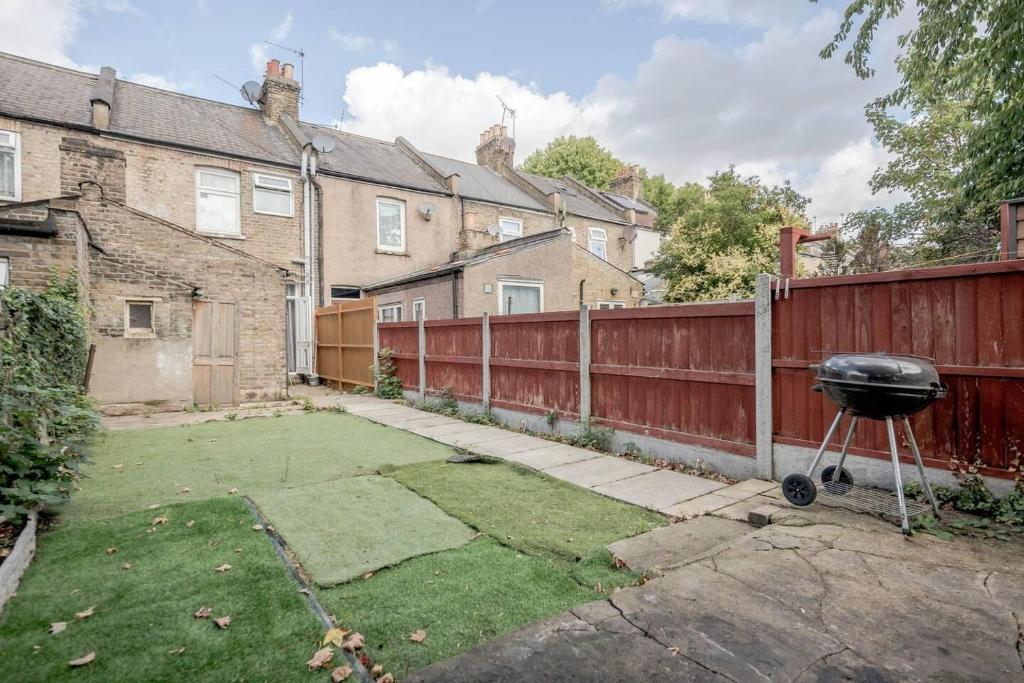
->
[[374, 348, 404, 399], [0, 274, 98, 522]]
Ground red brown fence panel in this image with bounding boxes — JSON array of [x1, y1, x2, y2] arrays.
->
[[425, 318, 483, 401], [590, 303, 756, 456], [377, 321, 418, 390], [772, 260, 1024, 479]]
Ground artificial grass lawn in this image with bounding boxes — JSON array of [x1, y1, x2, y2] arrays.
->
[[252, 476, 476, 586], [316, 538, 601, 676], [0, 498, 323, 683], [69, 412, 454, 520], [386, 459, 666, 564]]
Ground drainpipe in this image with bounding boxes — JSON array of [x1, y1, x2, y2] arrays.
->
[[310, 152, 324, 308], [300, 145, 316, 375]]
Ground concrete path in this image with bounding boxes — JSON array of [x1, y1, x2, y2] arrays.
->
[[410, 505, 1024, 683]]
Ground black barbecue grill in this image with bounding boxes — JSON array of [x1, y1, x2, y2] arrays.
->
[[782, 353, 948, 535]]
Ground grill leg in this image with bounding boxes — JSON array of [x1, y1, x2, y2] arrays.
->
[[805, 409, 846, 478], [885, 417, 911, 536], [830, 416, 859, 482], [903, 417, 940, 517]]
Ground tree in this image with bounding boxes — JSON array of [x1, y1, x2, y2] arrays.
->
[[642, 174, 704, 230], [519, 136, 625, 189], [817, 206, 917, 275], [820, 0, 1023, 258], [651, 168, 810, 301]]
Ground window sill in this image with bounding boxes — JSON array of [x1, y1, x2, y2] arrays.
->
[[124, 330, 156, 339], [376, 249, 409, 257], [254, 211, 294, 218], [198, 231, 246, 240]]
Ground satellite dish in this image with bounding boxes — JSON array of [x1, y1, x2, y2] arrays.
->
[[418, 202, 435, 221], [486, 224, 500, 237], [240, 80, 263, 105], [311, 134, 336, 154]]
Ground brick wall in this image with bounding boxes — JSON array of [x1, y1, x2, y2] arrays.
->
[[461, 200, 555, 251], [563, 214, 635, 274]]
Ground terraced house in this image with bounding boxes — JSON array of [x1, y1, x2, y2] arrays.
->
[[0, 51, 660, 410]]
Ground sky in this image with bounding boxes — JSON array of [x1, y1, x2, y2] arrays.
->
[[0, 0, 912, 225]]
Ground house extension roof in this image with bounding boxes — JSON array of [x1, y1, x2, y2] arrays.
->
[[298, 123, 449, 194], [0, 51, 298, 166], [516, 171, 626, 224], [600, 190, 656, 214], [420, 152, 548, 212]]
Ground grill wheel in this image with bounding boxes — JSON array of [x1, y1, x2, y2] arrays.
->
[[782, 473, 817, 507], [821, 465, 853, 495]]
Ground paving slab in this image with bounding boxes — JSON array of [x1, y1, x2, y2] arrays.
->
[[607, 516, 751, 574], [593, 468, 726, 511], [709, 494, 782, 522], [502, 443, 601, 470], [470, 435, 561, 458], [374, 414, 463, 430], [661, 492, 737, 519], [543, 455, 655, 488]]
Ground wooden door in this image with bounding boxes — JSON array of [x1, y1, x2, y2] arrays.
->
[[193, 301, 238, 406]]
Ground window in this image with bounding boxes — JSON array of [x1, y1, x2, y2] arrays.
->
[[195, 168, 241, 236], [597, 301, 626, 310], [0, 130, 20, 201], [125, 300, 154, 337], [588, 227, 608, 261], [412, 298, 426, 321], [253, 172, 293, 216], [330, 285, 361, 301], [497, 279, 543, 315], [0, 257, 9, 288], [498, 218, 522, 242], [377, 198, 406, 252], [378, 303, 403, 323]]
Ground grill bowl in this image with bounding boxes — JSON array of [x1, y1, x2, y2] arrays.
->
[[813, 353, 947, 419]]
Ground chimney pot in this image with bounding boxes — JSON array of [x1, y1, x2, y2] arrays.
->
[[282, 62, 294, 80], [266, 59, 281, 77]]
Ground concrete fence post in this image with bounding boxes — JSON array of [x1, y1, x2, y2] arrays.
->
[[481, 313, 491, 411], [754, 273, 773, 480], [417, 317, 426, 404], [579, 306, 591, 423]]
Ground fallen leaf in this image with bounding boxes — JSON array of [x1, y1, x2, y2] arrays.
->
[[378, 674, 394, 683], [50, 622, 67, 635], [122, 563, 132, 570], [227, 487, 238, 495], [105, 547, 117, 555], [234, 547, 242, 554], [213, 616, 231, 630], [370, 664, 383, 677], [68, 652, 96, 667], [307, 646, 334, 670], [330, 665, 353, 682], [342, 632, 364, 652], [180, 487, 191, 494], [361, 572, 374, 580], [112, 463, 124, 469], [148, 504, 160, 509], [168, 647, 186, 655], [214, 564, 232, 573], [323, 627, 349, 648], [193, 606, 212, 619], [251, 524, 264, 531], [409, 629, 427, 643], [185, 520, 195, 528], [74, 606, 95, 620], [668, 646, 680, 656], [298, 588, 310, 595], [151, 516, 169, 525]]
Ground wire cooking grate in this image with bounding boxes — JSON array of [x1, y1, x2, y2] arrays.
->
[[817, 482, 931, 519]]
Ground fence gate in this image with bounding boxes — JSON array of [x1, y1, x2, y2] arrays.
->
[[315, 297, 375, 388]]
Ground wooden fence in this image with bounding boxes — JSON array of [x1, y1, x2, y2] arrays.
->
[[314, 298, 375, 388]]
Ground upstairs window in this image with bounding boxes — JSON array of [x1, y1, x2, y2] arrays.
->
[[330, 285, 361, 301], [588, 227, 608, 261], [377, 198, 406, 252], [498, 218, 523, 242], [412, 298, 426, 321], [253, 172, 293, 216], [0, 130, 20, 202], [378, 302, 403, 323], [196, 168, 241, 236]]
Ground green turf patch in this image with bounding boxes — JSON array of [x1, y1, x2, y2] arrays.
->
[[252, 476, 476, 586], [0, 498, 323, 683], [316, 538, 601, 675], [69, 412, 454, 521], [386, 459, 666, 563]]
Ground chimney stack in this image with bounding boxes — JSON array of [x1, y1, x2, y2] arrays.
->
[[260, 58, 300, 123], [90, 66, 116, 130], [608, 165, 644, 201], [475, 123, 515, 172]]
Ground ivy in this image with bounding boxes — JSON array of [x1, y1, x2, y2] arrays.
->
[[0, 273, 98, 522], [373, 349, 405, 400]]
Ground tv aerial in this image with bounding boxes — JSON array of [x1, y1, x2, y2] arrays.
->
[[264, 40, 306, 102], [496, 95, 516, 139]]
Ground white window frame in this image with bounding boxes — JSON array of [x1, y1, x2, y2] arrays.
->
[[124, 299, 156, 338], [376, 198, 406, 253], [252, 172, 294, 217], [497, 279, 544, 315], [0, 130, 21, 202], [498, 217, 523, 242], [195, 167, 241, 237], [588, 227, 608, 261], [412, 298, 426, 321], [378, 302, 403, 323], [596, 300, 626, 310], [0, 256, 9, 288]]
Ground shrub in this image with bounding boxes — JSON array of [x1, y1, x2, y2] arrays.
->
[[374, 349, 404, 399], [0, 274, 98, 522]]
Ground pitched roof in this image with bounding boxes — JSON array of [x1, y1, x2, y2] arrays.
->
[[516, 171, 626, 224], [298, 124, 449, 194], [0, 51, 298, 166], [600, 190, 656, 214], [419, 153, 548, 211]]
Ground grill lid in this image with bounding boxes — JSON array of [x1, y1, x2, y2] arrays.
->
[[815, 353, 941, 392]]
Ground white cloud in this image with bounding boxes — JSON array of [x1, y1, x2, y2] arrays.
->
[[250, 12, 294, 72], [90, 0, 143, 15], [0, 0, 85, 68], [126, 72, 195, 92], [328, 28, 375, 51], [605, 0, 814, 27], [338, 8, 905, 224]]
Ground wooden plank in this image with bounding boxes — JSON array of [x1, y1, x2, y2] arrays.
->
[[784, 258, 1024, 289], [589, 364, 755, 386]]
